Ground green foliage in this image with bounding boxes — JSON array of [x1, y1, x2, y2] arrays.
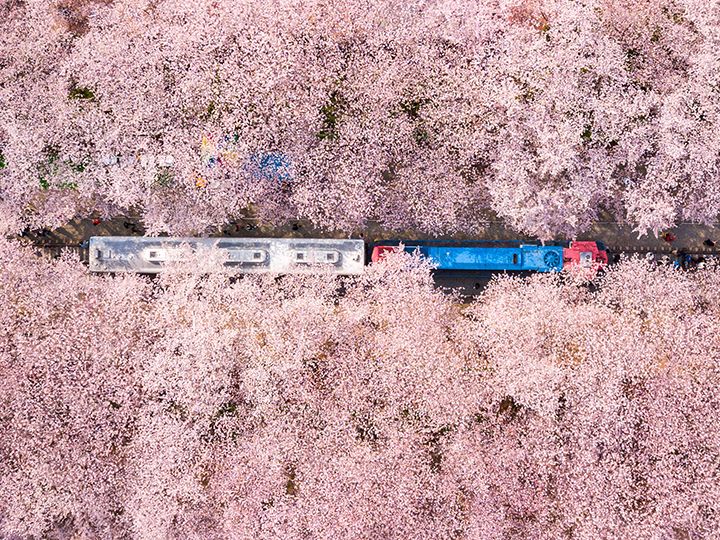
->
[[203, 100, 217, 121], [285, 467, 298, 496], [165, 400, 189, 421], [625, 48, 641, 71], [662, 7, 686, 24], [318, 91, 345, 141], [65, 158, 88, 172], [413, 127, 430, 146], [398, 97, 432, 146], [0, 150, 5, 169], [38, 145, 59, 189], [581, 124, 593, 143], [214, 401, 238, 418], [35, 146, 85, 190], [512, 76, 538, 103], [399, 98, 429, 120], [39, 177, 78, 190], [154, 168, 175, 188], [203, 401, 240, 443], [68, 86, 97, 101], [58, 181, 78, 190]]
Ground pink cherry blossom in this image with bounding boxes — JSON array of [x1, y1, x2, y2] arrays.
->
[[2, 0, 719, 237], [2, 239, 719, 538]]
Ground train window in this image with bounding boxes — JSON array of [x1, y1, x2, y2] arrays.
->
[[326, 253, 333, 260], [512, 254, 518, 264], [149, 251, 157, 258], [253, 252, 262, 260], [296, 252, 305, 260]]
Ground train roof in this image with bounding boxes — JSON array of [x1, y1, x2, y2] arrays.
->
[[88, 236, 365, 275]]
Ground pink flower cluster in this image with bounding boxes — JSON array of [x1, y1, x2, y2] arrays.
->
[[1, 239, 719, 538], [1, 0, 719, 237]]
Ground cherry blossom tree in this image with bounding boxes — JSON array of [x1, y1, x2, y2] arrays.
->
[[452, 259, 720, 537], [0, 238, 151, 537], [2, 239, 720, 538], [2, 0, 719, 237]]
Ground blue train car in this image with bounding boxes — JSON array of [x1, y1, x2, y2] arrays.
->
[[371, 240, 607, 273]]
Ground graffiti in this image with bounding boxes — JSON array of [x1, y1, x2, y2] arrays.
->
[[96, 137, 293, 191], [201, 133, 292, 183], [200, 133, 241, 169], [248, 151, 292, 183]]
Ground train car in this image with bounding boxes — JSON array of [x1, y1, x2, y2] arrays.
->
[[88, 236, 365, 275], [88, 236, 607, 278], [370, 240, 608, 273]]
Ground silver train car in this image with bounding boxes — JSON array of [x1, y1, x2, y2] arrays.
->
[[88, 236, 365, 275]]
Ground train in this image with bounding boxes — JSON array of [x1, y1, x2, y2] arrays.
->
[[88, 236, 608, 276]]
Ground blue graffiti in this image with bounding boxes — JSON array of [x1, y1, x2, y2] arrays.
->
[[249, 152, 292, 183]]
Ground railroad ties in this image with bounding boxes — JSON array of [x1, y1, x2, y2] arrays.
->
[[22, 235, 720, 300]]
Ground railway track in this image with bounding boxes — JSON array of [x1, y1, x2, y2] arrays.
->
[[17, 213, 720, 259], [26, 238, 720, 261], [21, 237, 720, 300], [604, 244, 719, 255], [26, 241, 89, 262]]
